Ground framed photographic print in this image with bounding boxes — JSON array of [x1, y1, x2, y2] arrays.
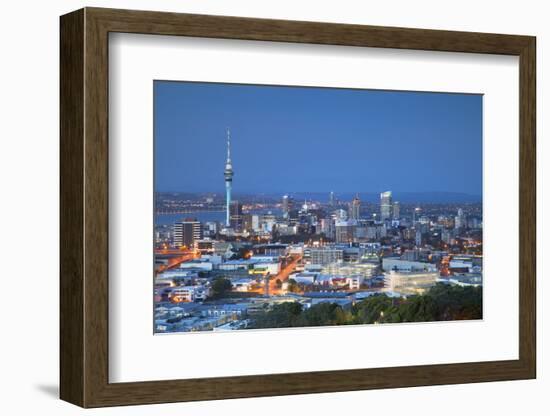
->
[[60, 7, 536, 408]]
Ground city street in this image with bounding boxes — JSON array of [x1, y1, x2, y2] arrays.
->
[[154, 249, 199, 274], [269, 254, 302, 295]]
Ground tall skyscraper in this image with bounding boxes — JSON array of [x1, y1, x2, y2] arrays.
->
[[349, 194, 361, 220], [380, 191, 393, 221], [413, 207, 421, 224], [415, 229, 423, 247], [173, 220, 202, 248], [455, 208, 466, 230], [393, 201, 400, 219], [224, 128, 234, 227], [230, 201, 243, 231], [282, 195, 293, 219], [329, 191, 335, 206]]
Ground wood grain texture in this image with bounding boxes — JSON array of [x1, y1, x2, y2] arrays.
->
[[59, 7, 537, 408], [518, 38, 536, 376], [59, 8, 84, 407]]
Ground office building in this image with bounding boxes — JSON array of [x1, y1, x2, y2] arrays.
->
[[382, 257, 437, 272], [251, 215, 261, 232], [335, 220, 357, 243], [383, 270, 438, 295], [380, 191, 392, 221], [349, 194, 361, 220], [310, 247, 344, 265], [229, 200, 243, 231], [455, 208, 466, 230], [413, 207, 421, 224], [415, 229, 423, 247], [393, 201, 400, 219], [282, 195, 294, 219], [173, 220, 202, 248]]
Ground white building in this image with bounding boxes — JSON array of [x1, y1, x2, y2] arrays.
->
[[346, 275, 365, 290], [291, 272, 318, 285], [251, 215, 261, 232], [170, 285, 212, 302], [382, 258, 437, 272], [309, 247, 344, 265], [179, 260, 213, 271], [157, 269, 197, 279], [252, 262, 280, 275], [232, 278, 256, 292], [383, 270, 438, 295]]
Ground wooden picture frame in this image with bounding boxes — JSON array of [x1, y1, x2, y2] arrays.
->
[[60, 7, 536, 408]]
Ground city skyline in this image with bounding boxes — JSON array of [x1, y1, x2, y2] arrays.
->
[[154, 81, 482, 196], [153, 80, 483, 334]]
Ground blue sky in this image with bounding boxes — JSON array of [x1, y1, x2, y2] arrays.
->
[[154, 81, 482, 196]]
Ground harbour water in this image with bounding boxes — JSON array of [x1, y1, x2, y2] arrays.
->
[[155, 209, 283, 226]]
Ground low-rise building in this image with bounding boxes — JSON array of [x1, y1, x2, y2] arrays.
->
[[179, 259, 213, 271], [291, 272, 318, 285], [346, 275, 365, 290], [195, 239, 215, 254], [448, 273, 483, 287], [309, 247, 344, 265], [382, 257, 437, 272], [170, 285, 212, 302], [383, 270, 439, 295], [231, 278, 256, 292]]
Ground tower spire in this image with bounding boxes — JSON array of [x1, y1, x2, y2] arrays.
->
[[226, 127, 231, 163], [224, 128, 234, 227]]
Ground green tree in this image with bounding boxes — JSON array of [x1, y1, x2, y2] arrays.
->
[[296, 303, 347, 327], [247, 284, 482, 330], [397, 295, 438, 322], [353, 294, 396, 324], [251, 302, 303, 328], [211, 278, 232, 299]]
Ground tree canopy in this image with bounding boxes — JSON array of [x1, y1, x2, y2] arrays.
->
[[210, 277, 232, 299], [248, 283, 482, 329]]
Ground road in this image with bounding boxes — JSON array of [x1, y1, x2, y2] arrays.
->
[[155, 249, 199, 275], [268, 254, 302, 295]]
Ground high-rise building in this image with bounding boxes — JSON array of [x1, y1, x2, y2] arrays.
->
[[251, 215, 261, 232], [335, 220, 357, 243], [349, 194, 361, 220], [329, 191, 335, 206], [332, 209, 348, 221], [282, 195, 293, 219], [229, 201, 243, 231], [173, 220, 202, 248], [380, 191, 393, 221], [262, 213, 277, 232], [455, 208, 466, 230], [224, 128, 234, 227], [413, 207, 421, 224], [415, 229, 423, 247], [392, 201, 400, 219], [319, 218, 335, 239], [442, 229, 453, 245], [242, 214, 253, 232]]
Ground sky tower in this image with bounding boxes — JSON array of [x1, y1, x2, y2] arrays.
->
[[224, 128, 234, 227]]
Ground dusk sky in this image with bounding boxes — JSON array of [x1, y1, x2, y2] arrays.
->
[[154, 81, 482, 196]]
